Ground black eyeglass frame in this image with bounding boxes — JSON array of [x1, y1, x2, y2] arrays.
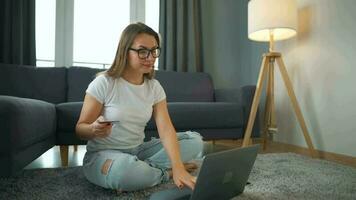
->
[[129, 47, 161, 59]]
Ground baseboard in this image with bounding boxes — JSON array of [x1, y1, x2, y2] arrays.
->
[[268, 141, 356, 168], [209, 139, 356, 168]]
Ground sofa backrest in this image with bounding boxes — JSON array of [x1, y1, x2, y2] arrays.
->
[[67, 67, 215, 103], [0, 63, 67, 104], [67, 66, 104, 102], [0, 64, 215, 103], [155, 71, 214, 102]]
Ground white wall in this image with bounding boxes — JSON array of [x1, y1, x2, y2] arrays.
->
[[274, 0, 356, 157]]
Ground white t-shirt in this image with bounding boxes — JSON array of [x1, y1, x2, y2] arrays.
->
[[85, 74, 166, 151]]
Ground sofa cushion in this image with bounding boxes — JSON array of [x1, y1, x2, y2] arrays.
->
[[145, 128, 244, 141], [56, 102, 83, 132], [155, 71, 214, 102], [67, 67, 104, 102], [0, 63, 67, 104], [56, 102, 85, 144], [55, 102, 243, 138], [146, 102, 244, 130]]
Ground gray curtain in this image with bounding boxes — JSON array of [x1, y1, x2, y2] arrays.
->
[[0, 0, 36, 65], [159, 0, 203, 72]]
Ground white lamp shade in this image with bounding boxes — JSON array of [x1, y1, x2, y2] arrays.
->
[[248, 0, 297, 42]]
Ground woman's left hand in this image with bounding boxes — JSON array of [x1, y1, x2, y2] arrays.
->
[[172, 165, 197, 190]]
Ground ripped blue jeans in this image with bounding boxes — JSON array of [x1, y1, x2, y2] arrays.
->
[[82, 131, 204, 191]]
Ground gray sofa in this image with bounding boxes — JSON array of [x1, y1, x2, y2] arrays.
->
[[0, 63, 259, 177]]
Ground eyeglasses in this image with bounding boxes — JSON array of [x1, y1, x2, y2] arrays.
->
[[129, 47, 161, 59]]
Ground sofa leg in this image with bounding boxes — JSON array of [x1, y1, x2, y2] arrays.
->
[[60, 145, 69, 167], [73, 145, 78, 152]]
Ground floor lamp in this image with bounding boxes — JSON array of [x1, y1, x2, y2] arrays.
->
[[242, 0, 317, 157]]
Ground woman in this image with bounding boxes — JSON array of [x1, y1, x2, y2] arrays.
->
[[75, 22, 204, 192]]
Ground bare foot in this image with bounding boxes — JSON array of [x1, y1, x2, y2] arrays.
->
[[167, 162, 198, 178]]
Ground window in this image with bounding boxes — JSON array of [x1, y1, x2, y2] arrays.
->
[[145, 0, 159, 33], [35, 0, 160, 68], [73, 0, 130, 68], [35, 0, 56, 67], [145, 0, 160, 69]]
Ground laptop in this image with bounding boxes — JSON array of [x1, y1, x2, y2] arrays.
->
[[149, 144, 260, 200]]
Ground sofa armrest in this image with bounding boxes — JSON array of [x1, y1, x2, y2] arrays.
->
[[0, 95, 56, 153], [214, 86, 260, 137]]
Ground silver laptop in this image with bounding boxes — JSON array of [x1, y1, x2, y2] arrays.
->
[[149, 144, 260, 200]]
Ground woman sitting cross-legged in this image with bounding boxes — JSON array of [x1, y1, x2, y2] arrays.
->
[[75, 22, 204, 192]]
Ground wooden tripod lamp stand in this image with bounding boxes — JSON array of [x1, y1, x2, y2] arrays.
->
[[242, 0, 317, 157]]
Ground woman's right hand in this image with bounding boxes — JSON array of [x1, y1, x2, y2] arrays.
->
[[91, 116, 113, 138]]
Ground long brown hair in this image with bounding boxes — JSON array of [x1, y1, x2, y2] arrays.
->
[[103, 22, 160, 79]]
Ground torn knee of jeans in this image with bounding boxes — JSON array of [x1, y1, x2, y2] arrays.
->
[[101, 159, 113, 175]]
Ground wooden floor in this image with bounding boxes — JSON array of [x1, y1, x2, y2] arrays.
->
[[24, 139, 356, 169]]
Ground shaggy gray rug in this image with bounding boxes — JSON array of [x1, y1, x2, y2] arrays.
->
[[1, 153, 355, 200]]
